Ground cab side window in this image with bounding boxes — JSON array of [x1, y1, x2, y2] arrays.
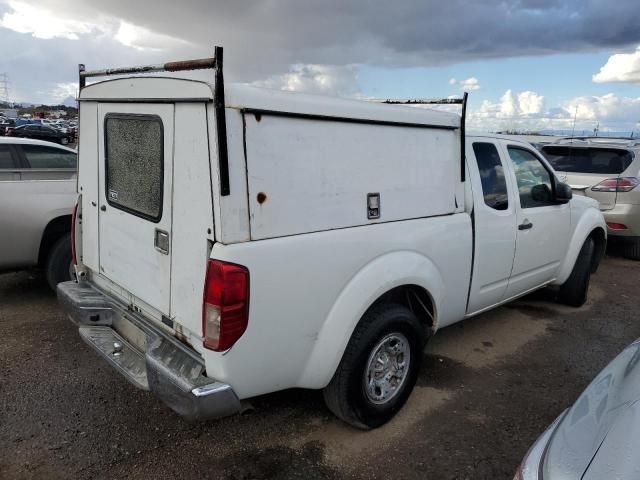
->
[[19, 145, 77, 169], [472, 142, 508, 210], [0, 145, 16, 169], [507, 147, 553, 208]]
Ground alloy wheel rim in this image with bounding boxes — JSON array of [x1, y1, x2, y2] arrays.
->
[[363, 332, 411, 405]]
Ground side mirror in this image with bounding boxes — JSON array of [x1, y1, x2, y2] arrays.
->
[[554, 181, 573, 204], [531, 184, 553, 203]]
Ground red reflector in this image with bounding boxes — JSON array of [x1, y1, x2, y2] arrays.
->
[[71, 202, 78, 265], [202, 260, 250, 351], [607, 222, 628, 230]]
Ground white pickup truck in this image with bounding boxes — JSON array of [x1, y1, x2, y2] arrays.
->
[[59, 50, 606, 429]]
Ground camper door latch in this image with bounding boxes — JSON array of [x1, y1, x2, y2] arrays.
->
[[367, 193, 381, 220], [154, 229, 170, 255]]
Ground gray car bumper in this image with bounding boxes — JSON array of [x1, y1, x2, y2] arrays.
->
[[57, 280, 241, 421]]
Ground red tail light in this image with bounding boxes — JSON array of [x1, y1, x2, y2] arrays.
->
[[607, 222, 628, 230], [202, 260, 250, 351], [591, 177, 639, 192], [71, 202, 78, 265]]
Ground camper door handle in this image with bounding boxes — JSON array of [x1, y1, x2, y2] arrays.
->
[[154, 229, 170, 255]]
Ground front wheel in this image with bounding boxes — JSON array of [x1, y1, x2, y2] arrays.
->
[[323, 304, 427, 429], [558, 237, 594, 307]]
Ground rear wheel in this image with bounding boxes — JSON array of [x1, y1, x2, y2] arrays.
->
[[323, 304, 427, 429], [558, 237, 594, 307], [45, 233, 73, 291]]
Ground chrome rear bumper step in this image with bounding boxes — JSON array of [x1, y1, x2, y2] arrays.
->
[[58, 280, 242, 421]]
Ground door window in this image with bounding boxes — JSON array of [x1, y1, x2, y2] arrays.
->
[[472, 142, 509, 210], [20, 145, 77, 168], [0, 145, 16, 169], [507, 147, 554, 208], [104, 114, 163, 222]]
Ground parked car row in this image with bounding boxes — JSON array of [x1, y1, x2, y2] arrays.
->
[[0, 117, 77, 144]]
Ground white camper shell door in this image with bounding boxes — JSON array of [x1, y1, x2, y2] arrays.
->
[[97, 103, 174, 315]]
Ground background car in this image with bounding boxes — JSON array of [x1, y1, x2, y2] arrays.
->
[[9, 123, 72, 145], [0, 118, 16, 136], [515, 338, 640, 480], [0, 137, 77, 289], [542, 139, 640, 259]]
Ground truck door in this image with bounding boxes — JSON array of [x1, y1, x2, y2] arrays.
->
[[466, 141, 518, 314], [502, 144, 571, 298], [96, 103, 174, 315]]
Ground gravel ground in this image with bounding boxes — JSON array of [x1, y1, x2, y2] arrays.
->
[[1, 254, 639, 479]]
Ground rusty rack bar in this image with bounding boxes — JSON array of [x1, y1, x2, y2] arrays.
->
[[78, 46, 231, 196]]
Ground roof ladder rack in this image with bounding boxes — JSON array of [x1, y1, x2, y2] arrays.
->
[[78, 46, 231, 196]]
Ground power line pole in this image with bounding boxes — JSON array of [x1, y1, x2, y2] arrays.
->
[[0, 73, 11, 106]]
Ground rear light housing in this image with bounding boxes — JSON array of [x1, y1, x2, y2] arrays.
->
[[202, 260, 250, 352], [591, 177, 639, 192], [607, 222, 628, 230]]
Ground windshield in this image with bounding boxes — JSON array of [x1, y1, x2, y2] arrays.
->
[[542, 146, 633, 174]]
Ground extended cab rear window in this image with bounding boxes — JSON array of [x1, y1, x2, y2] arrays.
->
[[542, 146, 633, 174], [105, 114, 163, 222]]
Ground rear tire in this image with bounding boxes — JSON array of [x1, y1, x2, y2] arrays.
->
[[558, 237, 594, 307], [622, 238, 640, 261], [323, 304, 427, 429], [45, 233, 73, 291]]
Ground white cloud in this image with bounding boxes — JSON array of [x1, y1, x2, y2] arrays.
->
[[449, 77, 481, 91], [252, 64, 360, 97], [0, 1, 188, 51], [468, 90, 639, 133], [593, 46, 640, 84], [0, 0, 95, 40]]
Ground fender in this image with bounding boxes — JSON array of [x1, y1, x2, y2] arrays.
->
[[553, 205, 606, 285], [297, 250, 445, 389]]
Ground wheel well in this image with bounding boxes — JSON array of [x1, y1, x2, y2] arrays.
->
[[369, 285, 436, 335], [589, 227, 606, 273], [38, 215, 71, 266]]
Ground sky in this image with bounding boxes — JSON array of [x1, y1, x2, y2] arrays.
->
[[0, 0, 639, 133]]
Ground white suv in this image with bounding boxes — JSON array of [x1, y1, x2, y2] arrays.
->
[[0, 137, 77, 288]]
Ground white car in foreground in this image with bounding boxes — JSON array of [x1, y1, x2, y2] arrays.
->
[[0, 137, 77, 289], [59, 50, 606, 428]]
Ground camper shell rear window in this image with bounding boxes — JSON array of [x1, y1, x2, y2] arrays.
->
[[542, 146, 633, 175], [104, 114, 164, 222]]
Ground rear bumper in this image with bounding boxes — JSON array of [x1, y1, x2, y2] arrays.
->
[[57, 280, 241, 421], [603, 203, 640, 237]]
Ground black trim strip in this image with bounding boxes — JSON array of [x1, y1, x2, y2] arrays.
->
[[461, 92, 468, 182], [214, 47, 231, 196], [240, 108, 459, 131]]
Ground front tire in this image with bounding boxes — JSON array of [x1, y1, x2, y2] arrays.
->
[[323, 304, 427, 429], [558, 237, 594, 307], [45, 233, 73, 291]]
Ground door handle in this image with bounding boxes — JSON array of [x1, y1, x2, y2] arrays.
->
[[518, 221, 533, 230]]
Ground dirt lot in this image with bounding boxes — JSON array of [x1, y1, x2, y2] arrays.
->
[[1, 254, 639, 480]]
